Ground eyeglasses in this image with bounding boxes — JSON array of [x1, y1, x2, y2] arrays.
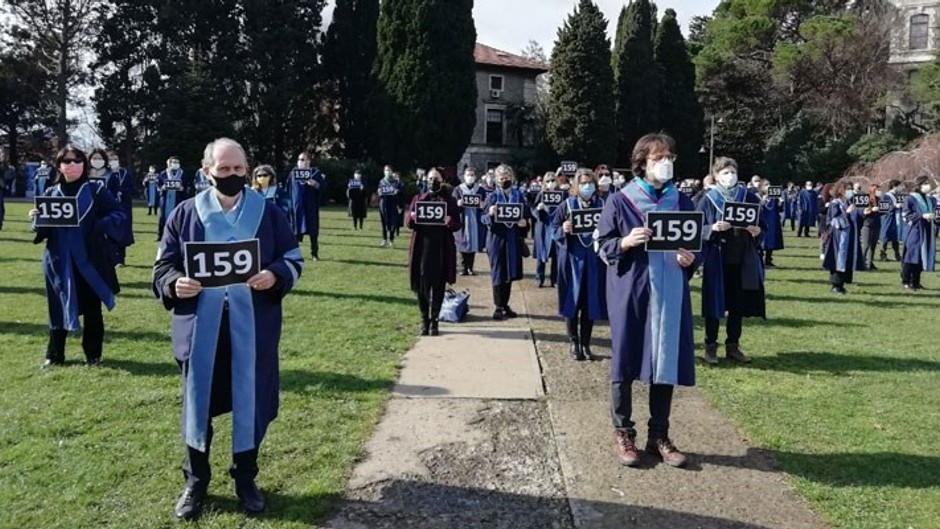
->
[[649, 155, 677, 163], [60, 159, 83, 165]]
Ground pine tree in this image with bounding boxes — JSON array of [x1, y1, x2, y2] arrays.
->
[[322, 0, 378, 160], [373, 0, 477, 169], [546, 0, 616, 165], [612, 0, 660, 164], [654, 8, 705, 177]]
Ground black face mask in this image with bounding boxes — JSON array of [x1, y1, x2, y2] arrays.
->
[[430, 181, 442, 193], [213, 174, 246, 197], [500, 180, 512, 190]]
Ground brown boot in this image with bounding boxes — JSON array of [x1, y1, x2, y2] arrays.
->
[[703, 343, 719, 365], [725, 343, 752, 364], [645, 437, 688, 468], [613, 430, 640, 467]]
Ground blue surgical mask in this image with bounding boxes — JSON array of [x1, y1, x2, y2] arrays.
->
[[579, 184, 596, 197]]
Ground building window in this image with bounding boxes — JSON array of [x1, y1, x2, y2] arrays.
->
[[910, 14, 929, 50], [489, 75, 504, 91], [486, 109, 504, 146]]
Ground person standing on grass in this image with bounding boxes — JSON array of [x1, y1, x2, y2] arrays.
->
[[377, 165, 404, 248], [879, 179, 905, 262], [251, 165, 288, 212], [697, 157, 765, 365], [796, 181, 818, 237], [347, 169, 368, 230], [34, 160, 53, 197], [531, 171, 561, 288], [596, 133, 699, 469], [758, 179, 784, 268], [856, 184, 882, 272], [454, 166, 487, 276], [822, 181, 858, 295], [287, 152, 324, 261], [103, 150, 136, 266], [552, 168, 607, 362], [30, 146, 126, 367], [481, 164, 529, 320], [144, 165, 159, 216], [406, 169, 461, 336], [901, 175, 940, 291], [158, 156, 193, 241], [153, 138, 304, 521]]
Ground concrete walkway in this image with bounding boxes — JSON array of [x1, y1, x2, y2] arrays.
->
[[323, 252, 826, 529]]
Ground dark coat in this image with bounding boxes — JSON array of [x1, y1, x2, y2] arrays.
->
[[406, 191, 462, 290]]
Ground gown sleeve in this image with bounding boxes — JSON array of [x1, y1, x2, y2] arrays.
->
[[152, 207, 187, 310]]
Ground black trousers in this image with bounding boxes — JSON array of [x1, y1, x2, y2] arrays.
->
[[882, 241, 901, 259], [611, 382, 674, 439], [297, 232, 319, 258], [492, 282, 513, 309], [764, 249, 774, 263], [46, 274, 104, 362], [705, 315, 742, 346], [830, 271, 847, 288], [417, 281, 446, 321], [460, 252, 476, 272], [353, 217, 364, 230], [902, 263, 923, 286], [565, 271, 594, 345], [380, 213, 397, 243], [798, 225, 811, 237]]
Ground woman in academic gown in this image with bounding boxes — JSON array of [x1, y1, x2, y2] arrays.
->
[[856, 184, 882, 271], [144, 165, 159, 215], [406, 169, 462, 336], [531, 171, 561, 288], [377, 165, 404, 247], [252, 165, 289, 213], [697, 157, 765, 365], [596, 133, 699, 469], [347, 169, 368, 230], [286, 152, 325, 260], [758, 179, 784, 267], [551, 168, 607, 362], [453, 166, 487, 276], [481, 164, 529, 320], [879, 179, 906, 262], [30, 146, 126, 367], [822, 182, 858, 294], [103, 150, 136, 266], [900, 175, 940, 291]]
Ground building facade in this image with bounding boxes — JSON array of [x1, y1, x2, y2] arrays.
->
[[888, 1, 940, 122], [457, 43, 547, 174]]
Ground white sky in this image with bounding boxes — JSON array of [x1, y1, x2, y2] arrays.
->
[[322, 0, 720, 56]]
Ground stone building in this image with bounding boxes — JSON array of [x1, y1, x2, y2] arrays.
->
[[457, 43, 548, 173], [888, 1, 940, 123]]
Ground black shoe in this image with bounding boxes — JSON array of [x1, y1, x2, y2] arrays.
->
[[830, 286, 847, 295], [174, 485, 207, 521], [85, 357, 101, 366], [569, 341, 584, 361], [581, 345, 595, 362], [460, 269, 470, 276], [879, 252, 888, 262], [234, 479, 265, 514], [492, 308, 505, 321], [536, 280, 544, 288], [430, 320, 440, 336], [903, 283, 916, 292], [41, 358, 64, 369], [420, 320, 430, 336], [764, 261, 775, 268], [503, 307, 518, 318]]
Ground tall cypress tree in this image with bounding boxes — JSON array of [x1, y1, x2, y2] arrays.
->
[[322, 0, 379, 160], [654, 9, 704, 177], [546, 0, 616, 165], [373, 0, 477, 169], [612, 0, 660, 164]]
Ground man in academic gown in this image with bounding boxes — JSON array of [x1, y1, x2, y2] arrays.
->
[[104, 151, 136, 265], [153, 138, 304, 521], [796, 181, 819, 237], [158, 156, 193, 240], [453, 167, 487, 275], [900, 176, 940, 290], [287, 152, 325, 260]]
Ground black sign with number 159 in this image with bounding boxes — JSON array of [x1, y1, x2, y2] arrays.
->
[[495, 203, 524, 224], [570, 208, 602, 234], [414, 201, 446, 225], [184, 239, 261, 289], [646, 211, 704, 252], [34, 196, 80, 228], [723, 201, 760, 228]]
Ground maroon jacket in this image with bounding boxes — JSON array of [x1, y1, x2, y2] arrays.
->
[[407, 190, 462, 289]]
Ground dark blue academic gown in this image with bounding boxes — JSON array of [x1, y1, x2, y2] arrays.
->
[[879, 192, 905, 243], [377, 177, 404, 232], [144, 172, 159, 208], [35, 180, 125, 331], [784, 190, 797, 221], [596, 180, 697, 386], [256, 184, 290, 214], [532, 191, 560, 264], [902, 193, 939, 272], [481, 188, 528, 286], [823, 199, 857, 282], [105, 168, 136, 264], [159, 168, 193, 222], [453, 183, 487, 253], [760, 195, 784, 251], [797, 189, 819, 229], [698, 185, 766, 320], [287, 167, 324, 237], [153, 190, 304, 453], [552, 196, 608, 320], [34, 167, 53, 197]]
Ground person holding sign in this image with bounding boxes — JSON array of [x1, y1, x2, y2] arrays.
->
[[783, 182, 798, 231], [158, 156, 192, 241], [855, 184, 882, 271], [481, 164, 528, 320], [879, 180, 906, 262], [454, 167, 487, 275], [347, 169, 368, 230], [822, 182, 859, 294], [29, 146, 126, 367], [103, 150, 136, 266], [901, 175, 940, 291], [758, 179, 784, 267], [552, 168, 607, 361], [377, 165, 404, 247], [596, 134, 699, 468], [287, 152, 325, 260], [796, 181, 819, 237], [144, 165, 159, 215], [406, 169, 461, 336], [152, 138, 304, 520], [531, 171, 562, 288], [34, 160, 53, 197], [697, 157, 765, 365]]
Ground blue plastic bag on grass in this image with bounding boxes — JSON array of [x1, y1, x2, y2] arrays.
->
[[438, 289, 470, 323]]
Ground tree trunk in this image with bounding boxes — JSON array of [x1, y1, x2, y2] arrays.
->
[[56, 1, 71, 145]]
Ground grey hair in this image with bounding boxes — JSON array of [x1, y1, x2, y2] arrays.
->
[[202, 138, 246, 168], [495, 164, 514, 179], [711, 157, 738, 176], [574, 167, 596, 180]]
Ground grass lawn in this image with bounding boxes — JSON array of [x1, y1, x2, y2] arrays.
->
[[0, 202, 417, 528], [1, 201, 939, 528]]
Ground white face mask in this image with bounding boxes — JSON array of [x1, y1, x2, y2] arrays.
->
[[717, 169, 738, 188], [464, 174, 476, 185], [558, 183, 571, 190], [650, 159, 674, 183], [354, 173, 361, 180], [921, 184, 933, 194], [109, 160, 120, 170], [298, 159, 310, 169], [169, 162, 180, 171], [91, 159, 105, 170], [545, 181, 557, 190], [384, 170, 392, 178]]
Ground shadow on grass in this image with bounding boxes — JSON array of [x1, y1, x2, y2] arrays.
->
[[290, 289, 413, 307], [766, 292, 938, 309], [201, 490, 340, 525], [0, 321, 170, 342], [328, 259, 407, 269], [0, 285, 46, 296], [694, 447, 940, 489], [279, 369, 394, 395], [746, 351, 940, 374], [103, 358, 180, 377]]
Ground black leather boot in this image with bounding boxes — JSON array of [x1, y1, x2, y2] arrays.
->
[[430, 319, 440, 336], [580, 319, 595, 361], [420, 318, 430, 336], [174, 485, 207, 521]]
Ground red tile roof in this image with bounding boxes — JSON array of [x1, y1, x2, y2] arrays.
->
[[474, 43, 548, 73]]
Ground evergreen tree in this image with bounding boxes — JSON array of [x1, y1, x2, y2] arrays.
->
[[373, 0, 477, 169], [322, 0, 379, 160], [547, 0, 616, 165], [612, 0, 660, 164], [0, 48, 54, 166], [654, 9, 704, 177]]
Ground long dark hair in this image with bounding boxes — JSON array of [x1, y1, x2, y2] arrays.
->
[[52, 146, 89, 184]]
